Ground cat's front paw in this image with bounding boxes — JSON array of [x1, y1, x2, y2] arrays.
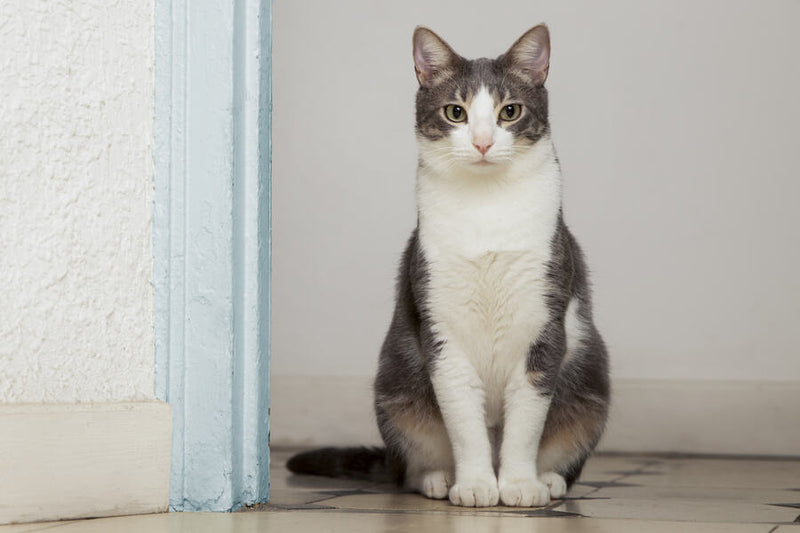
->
[[498, 477, 550, 507], [448, 476, 499, 507]]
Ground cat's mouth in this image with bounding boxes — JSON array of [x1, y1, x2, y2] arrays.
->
[[473, 159, 494, 166]]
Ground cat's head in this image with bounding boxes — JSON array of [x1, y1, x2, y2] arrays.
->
[[413, 25, 551, 174]]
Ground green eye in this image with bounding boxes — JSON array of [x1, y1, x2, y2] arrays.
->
[[444, 104, 467, 123], [499, 104, 522, 121]]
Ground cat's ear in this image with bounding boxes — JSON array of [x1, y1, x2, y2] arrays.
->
[[413, 27, 458, 87], [504, 24, 550, 86]]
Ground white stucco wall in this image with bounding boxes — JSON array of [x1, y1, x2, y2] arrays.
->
[[0, 1, 155, 402]]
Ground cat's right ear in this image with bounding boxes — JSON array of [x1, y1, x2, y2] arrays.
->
[[413, 27, 458, 87]]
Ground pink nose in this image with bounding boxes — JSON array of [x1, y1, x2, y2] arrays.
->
[[473, 141, 493, 155]]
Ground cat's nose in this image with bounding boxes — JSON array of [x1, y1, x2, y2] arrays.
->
[[473, 141, 494, 155]]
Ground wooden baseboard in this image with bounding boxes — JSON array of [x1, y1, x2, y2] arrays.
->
[[0, 401, 172, 525], [271, 376, 800, 456]]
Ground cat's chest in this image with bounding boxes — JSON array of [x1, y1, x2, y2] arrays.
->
[[419, 192, 557, 356], [417, 169, 560, 356], [424, 246, 551, 345], [422, 244, 552, 359]]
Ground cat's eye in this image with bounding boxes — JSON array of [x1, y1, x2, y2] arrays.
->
[[444, 105, 467, 123], [499, 104, 522, 121]]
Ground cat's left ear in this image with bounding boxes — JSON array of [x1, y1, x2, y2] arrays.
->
[[504, 24, 550, 86]]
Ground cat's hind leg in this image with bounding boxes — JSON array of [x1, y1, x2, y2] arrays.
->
[[537, 471, 569, 499], [409, 469, 452, 500], [403, 419, 454, 499], [535, 392, 605, 499], [377, 403, 455, 500]]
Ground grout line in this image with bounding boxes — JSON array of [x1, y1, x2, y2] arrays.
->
[[574, 456, 663, 498], [579, 485, 602, 498], [302, 494, 347, 506]]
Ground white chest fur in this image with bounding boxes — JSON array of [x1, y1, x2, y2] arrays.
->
[[418, 139, 562, 426]]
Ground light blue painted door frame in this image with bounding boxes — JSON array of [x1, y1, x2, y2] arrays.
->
[[153, 0, 271, 511]]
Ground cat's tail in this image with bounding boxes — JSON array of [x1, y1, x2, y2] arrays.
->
[[286, 446, 392, 483]]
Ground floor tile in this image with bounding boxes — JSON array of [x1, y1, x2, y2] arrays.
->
[[0, 524, 76, 533], [553, 495, 799, 524], [559, 482, 599, 499], [580, 455, 662, 478], [4, 451, 798, 531], [270, 449, 800, 525], [591, 484, 800, 504], [264, 488, 340, 508], [620, 457, 800, 490], [0, 511, 779, 533]]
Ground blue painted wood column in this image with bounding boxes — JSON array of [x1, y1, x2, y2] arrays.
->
[[153, 0, 271, 511]]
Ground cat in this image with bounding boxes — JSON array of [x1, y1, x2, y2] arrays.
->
[[287, 24, 610, 508]]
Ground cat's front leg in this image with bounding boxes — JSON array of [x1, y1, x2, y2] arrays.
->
[[497, 365, 552, 506], [431, 345, 498, 507], [497, 325, 564, 507]]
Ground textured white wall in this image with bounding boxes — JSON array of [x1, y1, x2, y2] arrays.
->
[[0, 1, 155, 402], [273, 0, 800, 381]]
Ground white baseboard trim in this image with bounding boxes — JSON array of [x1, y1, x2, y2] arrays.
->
[[271, 376, 800, 456], [0, 401, 172, 525], [600, 379, 800, 456]]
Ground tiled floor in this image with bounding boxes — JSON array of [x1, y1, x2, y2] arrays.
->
[[3, 449, 800, 532]]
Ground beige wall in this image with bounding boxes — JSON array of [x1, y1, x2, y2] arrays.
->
[[273, 0, 800, 382]]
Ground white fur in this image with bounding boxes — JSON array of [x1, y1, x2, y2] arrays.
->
[[497, 359, 552, 506], [418, 86, 563, 507], [538, 471, 568, 499], [430, 343, 498, 506], [417, 470, 451, 500], [466, 88, 497, 150]]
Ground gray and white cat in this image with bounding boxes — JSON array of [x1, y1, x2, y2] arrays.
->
[[288, 24, 610, 508]]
